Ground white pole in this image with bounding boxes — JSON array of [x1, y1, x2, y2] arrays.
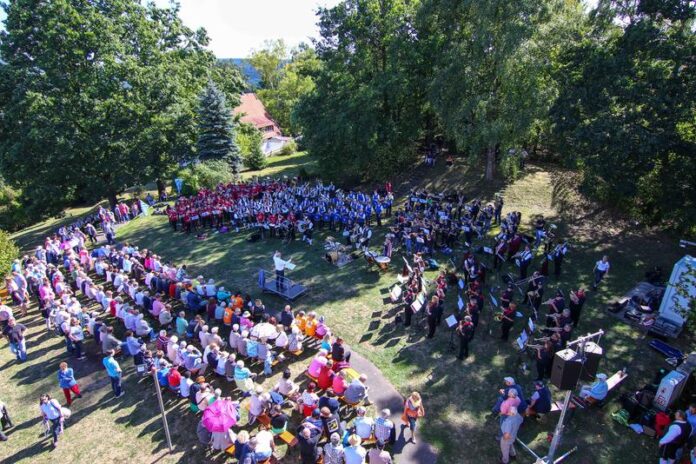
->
[[151, 369, 174, 452], [546, 390, 572, 462]]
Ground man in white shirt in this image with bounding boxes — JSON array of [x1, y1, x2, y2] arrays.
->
[[593, 255, 610, 290], [273, 251, 291, 291], [353, 407, 375, 440]]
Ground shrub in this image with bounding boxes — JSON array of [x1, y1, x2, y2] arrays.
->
[[237, 123, 267, 171], [0, 229, 19, 276], [278, 140, 297, 156], [500, 149, 522, 180], [173, 160, 235, 196]]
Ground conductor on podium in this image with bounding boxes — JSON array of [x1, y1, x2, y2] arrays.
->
[[273, 251, 292, 291]]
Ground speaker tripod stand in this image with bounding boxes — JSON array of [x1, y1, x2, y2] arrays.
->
[[516, 389, 577, 464], [516, 329, 604, 464]]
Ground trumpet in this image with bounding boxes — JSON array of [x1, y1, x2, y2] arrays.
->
[[526, 344, 545, 350], [534, 336, 551, 342]]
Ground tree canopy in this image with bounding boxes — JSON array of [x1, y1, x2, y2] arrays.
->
[[254, 45, 320, 135], [549, 0, 696, 229], [0, 0, 243, 215], [0, 229, 18, 275], [296, 0, 429, 182]]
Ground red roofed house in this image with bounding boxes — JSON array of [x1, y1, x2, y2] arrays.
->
[[233, 93, 292, 155]]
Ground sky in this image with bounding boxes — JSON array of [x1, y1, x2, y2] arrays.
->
[[153, 0, 342, 58], [0, 0, 600, 58]]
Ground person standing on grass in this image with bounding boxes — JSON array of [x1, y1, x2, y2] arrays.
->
[[57, 362, 82, 406], [103, 350, 124, 398], [593, 255, 610, 290], [500, 406, 523, 464], [3, 317, 27, 362], [39, 394, 64, 448], [68, 318, 86, 360]]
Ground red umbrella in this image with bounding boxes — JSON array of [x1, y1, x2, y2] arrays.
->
[[201, 399, 238, 433]]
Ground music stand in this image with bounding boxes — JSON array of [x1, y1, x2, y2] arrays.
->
[[446, 315, 458, 351]]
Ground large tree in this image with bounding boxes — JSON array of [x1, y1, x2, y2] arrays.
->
[[420, 0, 581, 180], [249, 39, 287, 91], [296, 0, 429, 182], [0, 0, 235, 215], [196, 81, 241, 175], [256, 45, 320, 135], [550, 0, 696, 229]]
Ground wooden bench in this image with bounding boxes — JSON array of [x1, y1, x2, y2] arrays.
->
[[343, 367, 360, 383], [338, 396, 361, 413], [582, 371, 628, 407], [305, 371, 319, 383], [278, 430, 298, 447], [257, 413, 271, 428], [550, 371, 628, 412]]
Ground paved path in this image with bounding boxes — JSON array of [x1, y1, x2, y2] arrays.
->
[[349, 350, 438, 464]]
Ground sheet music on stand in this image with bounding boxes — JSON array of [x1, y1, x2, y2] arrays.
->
[[528, 318, 535, 333], [483, 247, 493, 255], [457, 295, 464, 311], [489, 293, 498, 308], [446, 315, 458, 328], [458, 279, 465, 290], [516, 331, 529, 350]]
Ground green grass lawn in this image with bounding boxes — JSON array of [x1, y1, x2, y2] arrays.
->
[[241, 151, 318, 181], [2, 153, 690, 464]]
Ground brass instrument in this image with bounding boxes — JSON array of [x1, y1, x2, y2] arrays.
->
[[534, 336, 551, 343], [526, 344, 545, 350], [494, 313, 503, 322]]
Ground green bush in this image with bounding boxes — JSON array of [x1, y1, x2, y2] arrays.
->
[[173, 160, 235, 196], [0, 229, 19, 276], [237, 124, 267, 171], [278, 140, 297, 156], [0, 181, 32, 232], [500, 149, 522, 180]]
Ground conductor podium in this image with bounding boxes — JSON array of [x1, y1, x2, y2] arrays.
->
[[257, 269, 307, 301]]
